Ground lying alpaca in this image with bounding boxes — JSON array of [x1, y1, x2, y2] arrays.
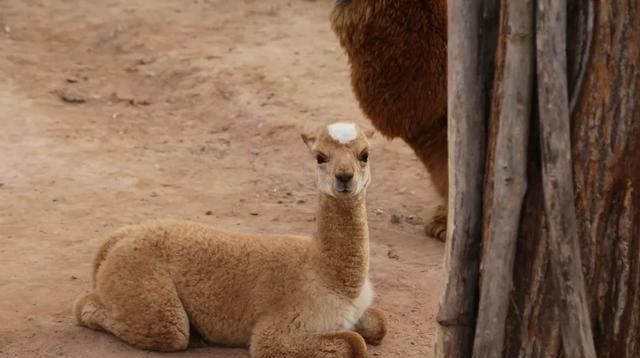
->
[[330, 0, 448, 240], [73, 122, 387, 357]]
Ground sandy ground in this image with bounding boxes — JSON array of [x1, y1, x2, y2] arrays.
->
[[0, 1, 445, 357]]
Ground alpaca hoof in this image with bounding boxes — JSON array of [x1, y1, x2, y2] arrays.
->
[[73, 293, 103, 330], [355, 307, 387, 346], [425, 205, 447, 241], [334, 331, 367, 358]]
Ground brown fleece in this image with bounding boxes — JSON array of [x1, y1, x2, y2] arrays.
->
[[73, 122, 388, 357], [331, 0, 448, 240]]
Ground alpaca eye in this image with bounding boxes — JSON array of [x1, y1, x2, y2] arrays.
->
[[316, 154, 329, 164], [359, 152, 369, 163]]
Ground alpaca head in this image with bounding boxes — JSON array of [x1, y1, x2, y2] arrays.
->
[[301, 122, 374, 198]]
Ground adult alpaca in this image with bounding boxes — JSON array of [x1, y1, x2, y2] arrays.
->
[[331, 0, 448, 240]]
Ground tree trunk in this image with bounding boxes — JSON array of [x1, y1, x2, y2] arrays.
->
[[504, 1, 640, 356], [440, 0, 640, 356]]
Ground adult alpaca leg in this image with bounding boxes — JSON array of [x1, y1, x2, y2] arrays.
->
[[406, 117, 448, 241]]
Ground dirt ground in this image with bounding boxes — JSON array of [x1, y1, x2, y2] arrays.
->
[[0, 1, 445, 357]]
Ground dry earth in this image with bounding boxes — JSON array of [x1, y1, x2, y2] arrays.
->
[[0, 1, 445, 357]]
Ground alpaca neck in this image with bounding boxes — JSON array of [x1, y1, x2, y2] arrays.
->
[[311, 192, 369, 299]]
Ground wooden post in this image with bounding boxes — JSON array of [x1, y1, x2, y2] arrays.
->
[[535, 0, 597, 356], [472, 0, 534, 355], [435, 0, 492, 356]]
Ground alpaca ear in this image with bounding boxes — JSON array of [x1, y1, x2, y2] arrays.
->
[[300, 133, 316, 150], [364, 129, 376, 139]]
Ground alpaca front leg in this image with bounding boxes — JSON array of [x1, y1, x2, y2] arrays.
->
[[425, 205, 447, 241], [354, 307, 387, 345], [251, 325, 367, 358], [405, 119, 449, 242]]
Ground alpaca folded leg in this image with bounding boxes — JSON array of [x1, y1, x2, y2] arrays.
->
[[354, 307, 387, 345], [251, 324, 367, 358], [425, 205, 447, 241], [73, 288, 190, 352], [73, 292, 108, 331], [73, 259, 191, 352]]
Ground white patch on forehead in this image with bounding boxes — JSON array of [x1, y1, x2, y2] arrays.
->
[[327, 122, 358, 144]]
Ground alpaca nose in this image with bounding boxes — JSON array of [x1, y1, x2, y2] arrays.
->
[[335, 173, 353, 184]]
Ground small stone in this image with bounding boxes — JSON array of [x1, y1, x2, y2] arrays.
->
[[65, 77, 79, 83], [374, 208, 384, 216], [71, 275, 77, 280], [3, 25, 11, 33], [205, 210, 213, 216], [277, 200, 284, 204], [250, 212, 259, 216], [404, 214, 423, 226], [60, 91, 86, 104], [136, 57, 155, 65], [387, 249, 400, 260], [390, 214, 401, 224], [296, 199, 305, 204], [129, 98, 152, 106]]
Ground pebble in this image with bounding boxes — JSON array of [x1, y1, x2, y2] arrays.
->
[[60, 90, 86, 103], [205, 210, 213, 216], [387, 249, 400, 260], [136, 57, 155, 65], [390, 214, 401, 224]]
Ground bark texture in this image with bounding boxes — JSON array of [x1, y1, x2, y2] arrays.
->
[[435, 0, 488, 355], [503, 0, 640, 356], [536, 0, 596, 355], [443, 0, 640, 356], [473, 0, 534, 356]]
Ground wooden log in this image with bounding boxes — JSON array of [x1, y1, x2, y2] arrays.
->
[[435, 0, 495, 356], [535, 0, 596, 357], [472, 0, 534, 355]]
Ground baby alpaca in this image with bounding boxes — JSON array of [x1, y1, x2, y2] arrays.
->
[[73, 122, 387, 357], [331, 0, 448, 240]]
